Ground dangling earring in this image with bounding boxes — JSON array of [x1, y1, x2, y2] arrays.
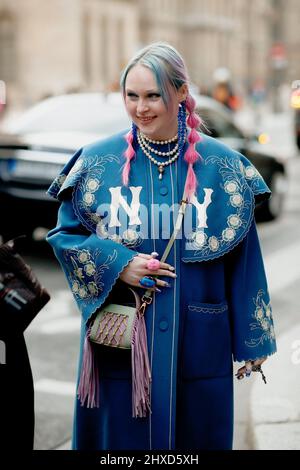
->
[[177, 101, 187, 158]]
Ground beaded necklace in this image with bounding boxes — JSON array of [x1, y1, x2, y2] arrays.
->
[[137, 131, 179, 180]]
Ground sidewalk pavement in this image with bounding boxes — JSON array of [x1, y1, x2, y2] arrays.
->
[[249, 323, 300, 450]]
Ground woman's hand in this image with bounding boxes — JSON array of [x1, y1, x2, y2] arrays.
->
[[236, 357, 267, 380], [119, 253, 177, 291]]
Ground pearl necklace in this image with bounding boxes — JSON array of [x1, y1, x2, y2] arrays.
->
[[141, 132, 178, 145], [137, 131, 179, 180], [139, 133, 178, 157]]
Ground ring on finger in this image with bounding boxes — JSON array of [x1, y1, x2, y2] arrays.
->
[[147, 258, 160, 271], [139, 276, 157, 288]]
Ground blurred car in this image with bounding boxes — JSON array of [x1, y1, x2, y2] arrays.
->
[[0, 93, 287, 240], [0, 93, 130, 240], [195, 95, 287, 221]]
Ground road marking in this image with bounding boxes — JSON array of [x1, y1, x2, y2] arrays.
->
[[35, 378, 76, 396], [265, 240, 300, 293]]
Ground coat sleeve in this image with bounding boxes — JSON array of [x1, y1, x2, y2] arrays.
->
[[46, 196, 138, 324], [225, 219, 277, 362]]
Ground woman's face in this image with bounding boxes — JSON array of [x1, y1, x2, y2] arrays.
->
[[124, 64, 187, 141]]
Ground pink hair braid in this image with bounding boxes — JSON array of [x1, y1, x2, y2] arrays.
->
[[184, 94, 203, 201], [122, 128, 136, 186]]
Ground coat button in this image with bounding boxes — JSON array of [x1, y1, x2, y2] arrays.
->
[[159, 320, 168, 331], [159, 186, 168, 196]]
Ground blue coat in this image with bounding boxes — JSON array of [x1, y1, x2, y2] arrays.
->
[[47, 132, 276, 450]]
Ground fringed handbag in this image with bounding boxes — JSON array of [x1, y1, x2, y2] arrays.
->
[[77, 191, 188, 418]]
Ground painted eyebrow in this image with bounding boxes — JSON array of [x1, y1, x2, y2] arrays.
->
[[125, 89, 160, 94]]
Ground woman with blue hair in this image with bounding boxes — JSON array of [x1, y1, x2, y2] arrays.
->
[[47, 42, 276, 450]]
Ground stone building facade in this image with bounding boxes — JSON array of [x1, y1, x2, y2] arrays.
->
[[138, 0, 281, 95], [0, 0, 299, 110], [0, 0, 138, 109]]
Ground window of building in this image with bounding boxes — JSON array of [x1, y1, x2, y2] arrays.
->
[[82, 12, 91, 85], [0, 11, 17, 82]]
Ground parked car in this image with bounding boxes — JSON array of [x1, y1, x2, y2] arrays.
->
[[194, 95, 287, 221], [0, 93, 287, 240]]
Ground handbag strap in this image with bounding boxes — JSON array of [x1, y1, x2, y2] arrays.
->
[[129, 287, 141, 309], [160, 189, 188, 264], [140, 189, 188, 308]]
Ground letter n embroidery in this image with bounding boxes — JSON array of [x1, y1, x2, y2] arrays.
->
[[108, 186, 142, 228]]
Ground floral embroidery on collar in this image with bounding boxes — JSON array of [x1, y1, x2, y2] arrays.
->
[[184, 155, 267, 260], [48, 173, 67, 196], [69, 154, 144, 249], [95, 223, 144, 248], [245, 289, 276, 348]]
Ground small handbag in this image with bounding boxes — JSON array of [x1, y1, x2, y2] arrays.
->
[[0, 238, 50, 334], [77, 190, 188, 417], [89, 288, 141, 349]]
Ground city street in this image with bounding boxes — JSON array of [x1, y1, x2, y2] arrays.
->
[[1, 0, 300, 454], [22, 139, 300, 450]]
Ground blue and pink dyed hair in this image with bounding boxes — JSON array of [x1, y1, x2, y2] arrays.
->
[[120, 42, 202, 200]]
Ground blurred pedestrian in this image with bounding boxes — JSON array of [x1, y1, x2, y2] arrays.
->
[[47, 42, 276, 450], [0, 238, 49, 452], [0, 239, 35, 451], [211, 67, 241, 111], [290, 86, 300, 151], [0, 334, 35, 451], [0, 80, 7, 125]]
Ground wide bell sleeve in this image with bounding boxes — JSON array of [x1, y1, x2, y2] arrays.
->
[[225, 219, 277, 362], [46, 197, 138, 324]]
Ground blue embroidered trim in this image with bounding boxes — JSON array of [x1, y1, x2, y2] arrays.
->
[[234, 349, 277, 363], [47, 148, 83, 199], [47, 173, 67, 197], [182, 154, 271, 262], [188, 304, 228, 314], [63, 247, 118, 308], [62, 246, 137, 324], [69, 154, 144, 249], [70, 154, 118, 232], [245, 289, 276, 348]]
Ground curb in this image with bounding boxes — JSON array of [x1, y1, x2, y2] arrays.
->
[[249, 323, 300, 449]]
